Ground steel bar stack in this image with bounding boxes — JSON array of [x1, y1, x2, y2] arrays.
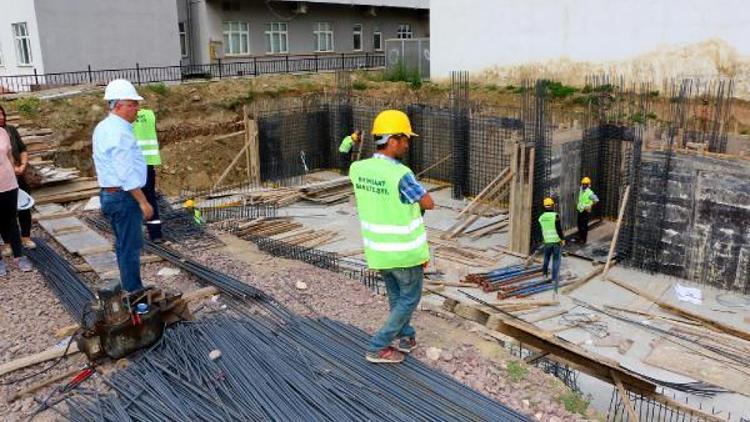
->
[[463, 264, 543, 292], [66, 313, 530, 421], [25, 238, 96, 327]]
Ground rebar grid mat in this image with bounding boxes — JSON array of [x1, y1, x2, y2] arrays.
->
[[245, 234, 383, 294], [607, 388, 733, 422], [523, 80, 553, 250], [84, 200, 223, 252], [65, 313, 530, 421], [507, 342, 580, 393]]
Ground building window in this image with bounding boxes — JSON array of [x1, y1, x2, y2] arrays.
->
[[352, 24, 362, 51], [373, 25, 382, 51], [314, 22, 334, 52], [222, 21, 250, 55], [397, 23, 413, 39], [12, 22, 33, 65], [265, 22, 288, 54], [178, 22, 188, 57]]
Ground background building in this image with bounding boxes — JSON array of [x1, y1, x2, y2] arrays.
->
[[0, 0, 181, 76], [179, 0, 429, 65], [430, 0, 750, 93]]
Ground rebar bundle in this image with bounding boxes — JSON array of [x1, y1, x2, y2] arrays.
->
[[464, 265, 543, 292], [66, 313, 530, 421], [143, 241, 269, 304], [25, 238, 96, 327]]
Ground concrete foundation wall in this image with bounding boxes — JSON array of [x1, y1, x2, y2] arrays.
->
[[34, 0, 181, 72], [635, 153, 750, 292]]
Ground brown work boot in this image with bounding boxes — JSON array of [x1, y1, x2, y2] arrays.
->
[[1, 244, 10, 257], [365, 346, 405, 364], [21, 238, 36, 250], [396, 337, 417, 353]]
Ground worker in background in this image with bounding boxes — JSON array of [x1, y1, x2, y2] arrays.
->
[[350, 110, 433, 364], [132, 108, 163, 243], [338, 130, 362, 175], [183, 199, 202, 225], [576, 176, 599, 244], [538, 197, 564, 297], [93, 79, 153, 293]]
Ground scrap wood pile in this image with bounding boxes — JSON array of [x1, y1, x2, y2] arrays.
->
[[429, 237, 501, 267], [7, 114, 81, 188], [444, 168, 513, 239], [237, 217, 340, 249], [298, 176, 352, 204], [463, 264, 570, 298]]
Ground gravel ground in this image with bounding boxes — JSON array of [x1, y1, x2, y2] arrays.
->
[[0, 227, 593, 421]]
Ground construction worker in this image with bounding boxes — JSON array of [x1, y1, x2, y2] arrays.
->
[[576, 176, 599, 244], [184, 199, 202, 225], [93, 79, 153, 293], [132, 108, 163, 242], [538, 197, 564, 296], [338, 130, 362, 175], [350, 110, 434, 364]]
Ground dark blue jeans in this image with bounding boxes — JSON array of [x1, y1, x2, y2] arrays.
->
[[143, 165, 162, 240], [368, 265, 423, 352], [542, 243, 561, 291], [101, 190, 144, 292]]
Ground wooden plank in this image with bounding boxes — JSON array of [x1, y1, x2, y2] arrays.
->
[[607, 276, 750, 342], [0, 342, 80, 377], [213, 130, 245, 142], [77, 244, 113, 256], [213, 141, 251, 188], [603, 185, 630, 277], [247, 117, 260, 185], [33, 180, 99, 198], [611, 371, 640, 422], [415, 154, 453, 179], [525, 309, 567, 323], [457, 167, 510, 218], [8, 366, 82, 402], [560, 266, 604, 295], [35, 188, 99, 205]]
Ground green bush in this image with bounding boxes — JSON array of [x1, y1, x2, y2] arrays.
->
[[15, 97, 41, 118], [542, 80, 577, 98], [560, 391, 590, 415], [485, 83, 499, 91], [506, 361, 528, 382], [146, 82, 169, 95], [384, 61, 422, 89], [352, 80, 368, 90]]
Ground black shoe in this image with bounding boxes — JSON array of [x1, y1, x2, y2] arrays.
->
[[151, 238, 164, 244]]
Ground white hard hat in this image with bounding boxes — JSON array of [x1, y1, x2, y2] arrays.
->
[[104, 79, 143, 101], [18, 189, 34, 211]]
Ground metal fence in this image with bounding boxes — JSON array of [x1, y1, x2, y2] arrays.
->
[[0, 53, 385, 94]]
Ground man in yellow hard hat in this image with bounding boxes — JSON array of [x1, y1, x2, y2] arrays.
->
[[338, 130, 362, 175], [350, 109, 434, 364], [538, 197, 564, 297], [576, 176, 599, 244]]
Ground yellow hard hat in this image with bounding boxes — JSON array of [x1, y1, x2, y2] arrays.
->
[[183, 199, 195, 208], [371, 110, 418, 137], [581, 176, 591, 185], [543, 197, 555, 207]]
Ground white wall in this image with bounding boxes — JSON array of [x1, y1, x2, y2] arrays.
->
[[0, 0, 45, 76], [430, 0, 750, 80]]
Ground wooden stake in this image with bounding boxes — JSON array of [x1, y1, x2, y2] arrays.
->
[[415, 153, 453, 180], [603, 185, 630, 277], [611, 371, 640, 422], [0, 342, 80, 377]]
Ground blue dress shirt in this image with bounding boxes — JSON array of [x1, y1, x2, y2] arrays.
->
[[92, 114, 147, 191]]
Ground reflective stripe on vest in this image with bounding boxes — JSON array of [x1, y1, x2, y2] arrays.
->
[[350, 157, 430, 270], [132, 109, 162, 166], [338, 136, 354, 153], [577, 188, 595, 212], [538, 211, 561, 244]]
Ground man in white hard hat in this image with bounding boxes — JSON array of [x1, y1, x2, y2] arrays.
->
[[93, 79, 153, 292]]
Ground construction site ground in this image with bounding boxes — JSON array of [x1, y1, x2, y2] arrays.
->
[[2, 73, 750, 420], [0, 219, 588, 421]]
